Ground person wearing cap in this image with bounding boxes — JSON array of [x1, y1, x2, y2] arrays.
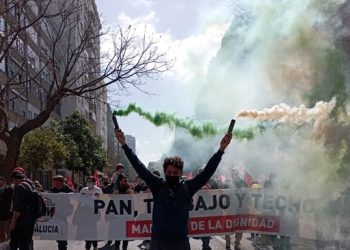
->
[[79, 176, 102, 250], [13, 167, 25, 174], [9, 171, 36, 250], [51, 175, 73, 193], [0, 176, 13, 243], [115, 128, 232, 250], [50, 175, 74, 250]]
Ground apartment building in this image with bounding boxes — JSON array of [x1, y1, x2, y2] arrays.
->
[[115, 134, 137, 180], [0, 0, 107, 158]]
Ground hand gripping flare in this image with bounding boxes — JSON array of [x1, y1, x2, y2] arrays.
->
[[112, 115, 119, 129], [227, 119, 235, 134]]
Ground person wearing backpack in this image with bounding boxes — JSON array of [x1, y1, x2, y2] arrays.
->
[[9, 171, 36, 250], [115, 129, 232, 250]]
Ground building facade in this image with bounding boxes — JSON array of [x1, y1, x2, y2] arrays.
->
[[115, 134, 137, 180], [0, 0, 106, 151], [0, 0, 107, 183]]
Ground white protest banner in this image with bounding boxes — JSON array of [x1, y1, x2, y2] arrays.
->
[[33, 189, 328, 241]]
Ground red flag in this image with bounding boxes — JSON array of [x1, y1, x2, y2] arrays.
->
[[66, 175, 76, 192], [94, 171, 100, 187], [244, 169, 253, 187], [219, 175, 226, 182], [187, 172, 193, 179]]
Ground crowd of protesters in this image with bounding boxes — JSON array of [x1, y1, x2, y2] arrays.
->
[[0, 149, 348, 250]]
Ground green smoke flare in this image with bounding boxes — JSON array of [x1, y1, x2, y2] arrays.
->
[[113, 104, 257, 140]]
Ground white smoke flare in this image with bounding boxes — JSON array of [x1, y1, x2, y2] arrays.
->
[[236, 98, 337, 130]]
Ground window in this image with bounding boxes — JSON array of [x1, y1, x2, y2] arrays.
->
[[40, 18, 53, 38], [42, 92, 47, 103], [37, 88, 41, 99], [54, 62, 61, 73], [0, 58, 5, 72], [16, 38, 24, 56], [41, 69, 49, 82], [0, 16, 4, 36], [27, 46, 39, 70], [9, 3, 20, 22], [26, 80, 33, 93], [41, 44, 48, 57], [28, 0, 38, 16], [27, 26, 38, 44]]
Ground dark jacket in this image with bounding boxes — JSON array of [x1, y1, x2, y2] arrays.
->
[[122, 144, 224, 241], [0, 186, 13, 220], [51, 184, 73, 193], [13, 180, 37, 226], [101, 183, 114, 194]]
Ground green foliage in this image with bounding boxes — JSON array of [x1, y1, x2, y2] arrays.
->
[[19, 112, 107, 176], [19, 127, 69, 176], [58, 111, 107, 174]]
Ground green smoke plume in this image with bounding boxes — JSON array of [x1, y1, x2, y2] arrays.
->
[[113, 104, 257, 140]]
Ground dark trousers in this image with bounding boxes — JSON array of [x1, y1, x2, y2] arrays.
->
[[200, 237, 211, 249], [115, 240, 129, 249], [150, 238, 190, 250], [85, 240, 98, 249], [10, 224, 35, 250], [57, 240, 68, 250]]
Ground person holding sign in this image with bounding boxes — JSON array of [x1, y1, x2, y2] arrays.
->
[[114, 119, 233, 250]]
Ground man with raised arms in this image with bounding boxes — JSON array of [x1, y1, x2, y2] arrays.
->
[[115, 128, 232, 250]]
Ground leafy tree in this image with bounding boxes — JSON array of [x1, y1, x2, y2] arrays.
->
[[0, 0, 172, 179], [18, 127, 69, 178], [58, 111, 107, 175]]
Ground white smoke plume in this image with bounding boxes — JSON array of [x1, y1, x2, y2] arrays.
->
[[236, 98, 337, 131]]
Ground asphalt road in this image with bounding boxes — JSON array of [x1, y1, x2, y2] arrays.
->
[[2, 234, 322, 249], [33, 235, 253, 250]]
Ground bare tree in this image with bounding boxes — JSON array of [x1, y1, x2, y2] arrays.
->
[[0, 0, 172, 179]]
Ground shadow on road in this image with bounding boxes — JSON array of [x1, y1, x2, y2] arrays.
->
[[98, 241, 114, 250]]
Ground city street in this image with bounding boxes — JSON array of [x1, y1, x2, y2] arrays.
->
[[33, 236, 320, 250], [34, 235, 253, 250], [1, 235, 320, 250]]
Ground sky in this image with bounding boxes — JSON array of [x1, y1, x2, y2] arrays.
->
[[94, 1, 350, 209], [96, 0, 233, 164]]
